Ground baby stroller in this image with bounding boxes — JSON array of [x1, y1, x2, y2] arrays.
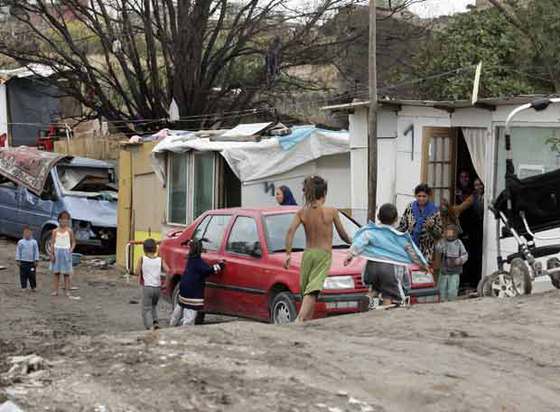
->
[[478, 98, 560, 297]]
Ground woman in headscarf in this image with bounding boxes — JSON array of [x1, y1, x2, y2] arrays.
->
[[275, 185, 298, 206], [398, 183, 442, 263]]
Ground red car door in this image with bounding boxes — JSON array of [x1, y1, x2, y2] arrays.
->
[[191, 214, 232, 314], [219, 215, 269, 320]]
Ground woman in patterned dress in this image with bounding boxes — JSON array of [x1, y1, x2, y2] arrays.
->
[[398, 184, 442, 263]]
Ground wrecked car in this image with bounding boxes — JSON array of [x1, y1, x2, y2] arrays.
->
[[0, 147, 117, 253]]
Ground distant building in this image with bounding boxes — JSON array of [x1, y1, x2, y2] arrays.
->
[[0, 6, 10, 22], [475, 0, 493, 9], [475, 0, 527, 9], [0, 1, 87, 26]]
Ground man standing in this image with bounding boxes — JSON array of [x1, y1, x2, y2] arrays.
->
[[455, 170, 473, 204]]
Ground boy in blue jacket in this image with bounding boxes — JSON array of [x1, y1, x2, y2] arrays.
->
[[16, 226, 40, 291], [345, 203, 428, 307], [170, 239, 224, 326]]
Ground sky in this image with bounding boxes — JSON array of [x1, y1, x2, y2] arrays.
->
[[409, 0, 476, 18]]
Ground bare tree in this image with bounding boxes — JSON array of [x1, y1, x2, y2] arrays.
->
[[0, 0, 424, 128]]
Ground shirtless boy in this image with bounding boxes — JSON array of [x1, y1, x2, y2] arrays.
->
[[284, 176, 352, 322]]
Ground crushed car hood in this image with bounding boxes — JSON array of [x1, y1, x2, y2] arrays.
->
[[0, 147, 71, 195], [63, 196, 117, 227]]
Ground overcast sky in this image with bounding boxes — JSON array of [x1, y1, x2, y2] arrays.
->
[[409, 0, 476, 18]]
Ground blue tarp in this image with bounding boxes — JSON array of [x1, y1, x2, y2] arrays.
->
[[278, 126, 346, 151], [278, 126, 316, 150]]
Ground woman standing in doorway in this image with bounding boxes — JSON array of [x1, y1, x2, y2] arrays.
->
[[465, 178, 485, 288], [455, 170, 474, 204], [275, 185, 298, 206], [398, 184, 442, 263], [472, 178, 485, 221]]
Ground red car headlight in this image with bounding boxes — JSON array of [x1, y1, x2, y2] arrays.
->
[[323, 276, 355, 290]]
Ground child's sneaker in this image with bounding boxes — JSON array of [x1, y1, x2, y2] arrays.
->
[[153, 322, 160, 330]]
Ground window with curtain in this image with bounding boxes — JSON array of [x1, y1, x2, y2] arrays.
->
[[495, 127, 560, 195], [167, 152, 188, 224], [193, 152, 215, 219]]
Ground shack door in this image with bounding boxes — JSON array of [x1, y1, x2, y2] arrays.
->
[[421, 127, 457, 205], [216, 157, 241, 209]]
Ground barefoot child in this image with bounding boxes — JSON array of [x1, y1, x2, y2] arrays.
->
[[169, 239, 224, 327], [285, 176, 352, 322], [136, 238, 169, 330], [344, 204, 428, 308], [16, 226, 40, 291], [50, 211, 76, 297]]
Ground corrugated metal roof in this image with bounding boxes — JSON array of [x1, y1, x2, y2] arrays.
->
[[321, 95, 560, 112], [0, 64, 54, 81]]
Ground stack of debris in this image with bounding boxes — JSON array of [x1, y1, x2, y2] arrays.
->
[[127, 121, 295, 144]]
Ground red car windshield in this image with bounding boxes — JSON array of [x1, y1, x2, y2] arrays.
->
[[264, 212, 360, 253]]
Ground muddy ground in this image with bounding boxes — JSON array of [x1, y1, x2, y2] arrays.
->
[[1, 237, 560, 412]]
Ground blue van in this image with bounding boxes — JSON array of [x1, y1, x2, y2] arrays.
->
[[0, 156, 117, 254]]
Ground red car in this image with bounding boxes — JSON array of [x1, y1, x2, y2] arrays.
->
[[160, 207, 439, 324]]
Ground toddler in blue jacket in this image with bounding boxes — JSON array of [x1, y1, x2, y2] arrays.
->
[[345, 204, 428, 307]]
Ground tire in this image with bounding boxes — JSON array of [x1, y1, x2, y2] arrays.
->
[[478, 271, 519, 298], [509, 258, 532, 295], [171, 281, 205, 325], [547, 258, 560, 289], [551, 274, 560, 290], [270, 291, 297, 324], [40, 228, 54, 255], [477, 273, 494, 297]]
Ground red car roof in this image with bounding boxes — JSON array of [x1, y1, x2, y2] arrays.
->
[[206, 206, 300, 215]]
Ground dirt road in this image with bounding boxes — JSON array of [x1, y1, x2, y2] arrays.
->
[[1, 237, 560, 411], [0, 236, 170, 350], [0, 237, 232, 366]]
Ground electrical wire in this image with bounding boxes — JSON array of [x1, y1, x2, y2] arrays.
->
[[275, 64, 479, 113], [0, 108, 269, 128], [0, 64, 481, 130]]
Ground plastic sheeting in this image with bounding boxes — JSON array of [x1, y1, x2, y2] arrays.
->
[[151, 127, 349, 184]]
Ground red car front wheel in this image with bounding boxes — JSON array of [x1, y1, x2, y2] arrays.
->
[[270, 292, 297, 324]]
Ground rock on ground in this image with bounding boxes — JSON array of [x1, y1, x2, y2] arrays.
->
[[1, 238, 560, 411]]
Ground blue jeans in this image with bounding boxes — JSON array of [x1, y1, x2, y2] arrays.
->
[[439, 273, 460, 302]]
